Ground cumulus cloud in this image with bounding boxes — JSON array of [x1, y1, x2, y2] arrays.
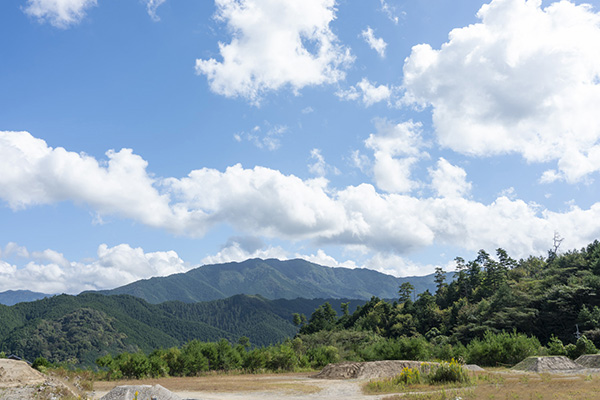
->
[[196, 0, 353, 104], [429, 158, 472, 198], [361, 27, 387, 58], [23, 0, 97, 28], [337, 78, 392, 106], [0, 131, 181, 231], [403, 0, 600, 183], [0, 243, 189, 294], [364, 119, 426, 193], [3, 131, 600, 263]]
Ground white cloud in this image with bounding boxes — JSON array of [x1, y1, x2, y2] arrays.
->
[[364, 119, 426, 193], [308, 148, 339, 177], [23, 0, 97, 28], [196, 0, 353, 104], [337, 78, 392, 106], [201, 241, 288, 265], [429, 158, 472, 198], [0, 243, 189, 294], [380, 0, 399, 24], [145, 0, 166, 21], [403, 0, 600, 183], [361, 27, 387, 58], [234, 124, 288, 150], [0, 131, 179, 231], [4, 131, 600, 263]]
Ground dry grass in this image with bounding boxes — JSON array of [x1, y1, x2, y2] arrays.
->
[[379, 370, 600, 400], [93, 372, 320, 394]]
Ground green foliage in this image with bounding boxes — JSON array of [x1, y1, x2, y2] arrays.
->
[[547, 335, 567, 356], [32, 356, 51, 371], [466, 330, 541, 366], [360, 336, 432, 362], [306, 345, 339, 368], [426, 359, 471, 385], [566, 336, 598, 359]]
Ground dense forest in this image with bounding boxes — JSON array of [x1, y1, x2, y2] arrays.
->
[[298, 241, 600, 347], [0, 293, 364, 365]]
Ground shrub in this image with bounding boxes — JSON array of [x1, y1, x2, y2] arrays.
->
[[466, 330, 541, 366], [267, 344, 297, 371], [32, 356, 51, 371], [566, 336, 598, 359], [360, 336, 432, 361], [547, 335, 567, 356], [243, 348, 267, 372], [306, 346, 340, 368], [426, 359, 471, 385]]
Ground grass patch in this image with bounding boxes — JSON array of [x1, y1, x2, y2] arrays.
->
[[365, 359, 471, 395], [381, 372, 600, 400]]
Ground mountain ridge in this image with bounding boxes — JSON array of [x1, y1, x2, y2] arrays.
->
[[95, 258, 445, 304]]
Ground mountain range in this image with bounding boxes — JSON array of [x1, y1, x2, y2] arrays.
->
[[94, 258, 443, 303]]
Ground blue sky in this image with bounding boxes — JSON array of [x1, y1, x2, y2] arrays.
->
[[1, 0, 600, 294]]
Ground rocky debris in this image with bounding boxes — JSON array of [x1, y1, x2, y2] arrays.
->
[[100, 384, 183, 400], [576, 354, 600, 368], [313, 360, 437, 380], [512, 356, 582, 372], [0, 359, 46, 388], [464, 364, 484, 371]]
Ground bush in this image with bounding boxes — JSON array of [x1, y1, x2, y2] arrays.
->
[[243, 348, 268, 372], [360, 336, 432, 361], [466, 330, 541, 366], [426, 359, 471, 385], [547, 335, 567, 356], [32, 357, 51, 371], [306, 345, 340, 368], [267, 344, 297, 371], [566, 336, 598, 359]]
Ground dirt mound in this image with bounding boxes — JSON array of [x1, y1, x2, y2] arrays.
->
[[0, 359, 46, 388], [100, 384, 182, 400], [576, 354, 600, 368], [314, 360, 437, 380], [465, 364, 484, 371], [512, 356, 582, 372]]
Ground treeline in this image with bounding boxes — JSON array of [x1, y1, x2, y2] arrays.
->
[[93, 337, 341, 379], [298, 241, 600, 347]]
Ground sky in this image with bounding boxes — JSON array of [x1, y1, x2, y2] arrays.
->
[[1, 0, 600, 294]]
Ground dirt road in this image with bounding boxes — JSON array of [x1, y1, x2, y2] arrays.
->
[[91, 374, 388, 400]]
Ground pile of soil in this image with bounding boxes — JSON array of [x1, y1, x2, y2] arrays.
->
[[576, 354, 600, 368], [313, 360, 437, 380], [512, 356, 582, 372], [0, 359, 45, 388], [100, 384, 182, 400]]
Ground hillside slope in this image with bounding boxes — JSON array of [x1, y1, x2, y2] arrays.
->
[[0, 292, 364, 365], [97, 258, 442, 303]]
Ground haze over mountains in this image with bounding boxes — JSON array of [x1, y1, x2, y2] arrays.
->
[[94, 258, 443, 304]]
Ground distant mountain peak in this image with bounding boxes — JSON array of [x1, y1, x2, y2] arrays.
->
[[95, 258, 443, 304]]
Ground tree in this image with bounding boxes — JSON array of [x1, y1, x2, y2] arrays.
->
[[434, 267, 447, 295], [399, 282, 415, 303]]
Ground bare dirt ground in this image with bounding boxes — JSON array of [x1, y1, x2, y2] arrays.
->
[[91, 373, 390, 400]]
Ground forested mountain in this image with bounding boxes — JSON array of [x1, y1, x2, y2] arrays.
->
[[0, 290, 52, 305], [0, 292, 364, 365], [95, 258, 442, 303]]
